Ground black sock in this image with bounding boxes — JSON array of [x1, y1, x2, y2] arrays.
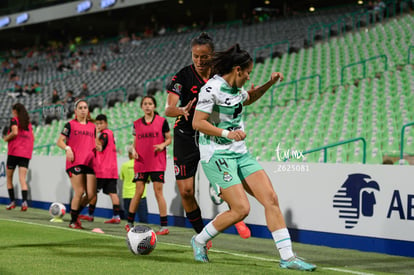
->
[[8, 188, 15, 202], [21, 190, 28, 202], [160, 216, 168, 227], [88, 204, 96, 216], [71, 209, 80, 223], [113, 204, 120, 216], [187, 207, 204, 233], [127, 212, 135, 224]]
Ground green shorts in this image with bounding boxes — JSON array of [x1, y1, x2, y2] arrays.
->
[[201, 153, 263, 195]]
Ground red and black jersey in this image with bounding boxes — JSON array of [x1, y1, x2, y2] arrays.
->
[[7, 117, 34, 159], [99, 132, 109, 151], [166, 64, 207, 133], [61, 120, 96, 170]]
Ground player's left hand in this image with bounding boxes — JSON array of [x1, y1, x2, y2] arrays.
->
[[228, 129, 246, 141]]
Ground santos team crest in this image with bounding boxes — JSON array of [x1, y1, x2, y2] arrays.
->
[[333, 173, 380, 229]]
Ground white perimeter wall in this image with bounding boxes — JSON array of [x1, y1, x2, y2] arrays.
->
[[1, 154, 413, 244]]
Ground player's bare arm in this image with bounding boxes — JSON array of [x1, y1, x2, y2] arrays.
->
[[153, 131, 172, 152], [165, 93, 196, 121], [3, 125, 18, 142], [132, 138, 139, 159], [193, 110, 246, 141], [244, 72, 283, 106], [57, 135, 74, 162]]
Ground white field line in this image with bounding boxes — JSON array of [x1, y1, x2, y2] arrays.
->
[[0, 218, 375, 275]]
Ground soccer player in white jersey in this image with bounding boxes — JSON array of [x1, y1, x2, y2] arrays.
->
[[191, 44, 316, 271]]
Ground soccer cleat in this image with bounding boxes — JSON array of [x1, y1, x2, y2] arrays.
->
[[125, 223, 133, 232], [191, 235, 209, 262], [279, 256, 317, 271], [79, 214, 94, 222], [234, 221, 251, 239], [69, 221, 84, 229], [104, 217, 121, 224], [156, 227, 170, 235], [21, 201, 28, 212], [6, 201, 16, 210]]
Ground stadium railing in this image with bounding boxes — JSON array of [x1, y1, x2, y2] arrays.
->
[[400, 121, 414, 160], [285, 137, 367, 164], [408, 45, 414, 64], [143, 73, 174, 96], [340, 55, 388, 85], [28, 104, 66, 121], [307, 18, 346, 45], [306, 0, 413, 46], [269, 74, 321, 107], [85, 86, 127, 106], [252, 41, 290, 66], [45, 70, 79, 85], [33, 143, 54, 155]]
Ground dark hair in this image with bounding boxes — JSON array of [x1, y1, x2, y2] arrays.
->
[[12, 103, 30, 130], [95, 114, 107, 122], [211, 43, 252, 76], [140, 95, 157, 108], [140, 95, 159, 115], [190, 32, 214, 52]]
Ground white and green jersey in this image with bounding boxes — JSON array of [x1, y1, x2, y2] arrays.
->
[[196, 75, 248, 162]]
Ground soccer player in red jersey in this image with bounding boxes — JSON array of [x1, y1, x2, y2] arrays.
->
[[3, 103, 34, 211], [125, 96, 172, 235], [79, 114, 121, 224], [57, 99, 97, 229]]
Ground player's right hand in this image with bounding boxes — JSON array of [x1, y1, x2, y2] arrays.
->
[[66, 148, 74, 162]]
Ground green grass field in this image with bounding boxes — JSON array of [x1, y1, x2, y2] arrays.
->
[[0, 206, 413, 274]]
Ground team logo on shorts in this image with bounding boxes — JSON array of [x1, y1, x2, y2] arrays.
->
[[74, 167, 81, 173], [174, 165, 180, 176], [223, 172, 232, 182]]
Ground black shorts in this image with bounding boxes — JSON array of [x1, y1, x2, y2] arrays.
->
[[66, 165, 95, 177], [133, 172, 165, 183], [173, 128, 200, 180], [7, 155, 30, 169], [97, 178, 118, 194]]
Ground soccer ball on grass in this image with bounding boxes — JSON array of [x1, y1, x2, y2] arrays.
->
[[49, 202, 66, 221], [126, 225, 157, 255]]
